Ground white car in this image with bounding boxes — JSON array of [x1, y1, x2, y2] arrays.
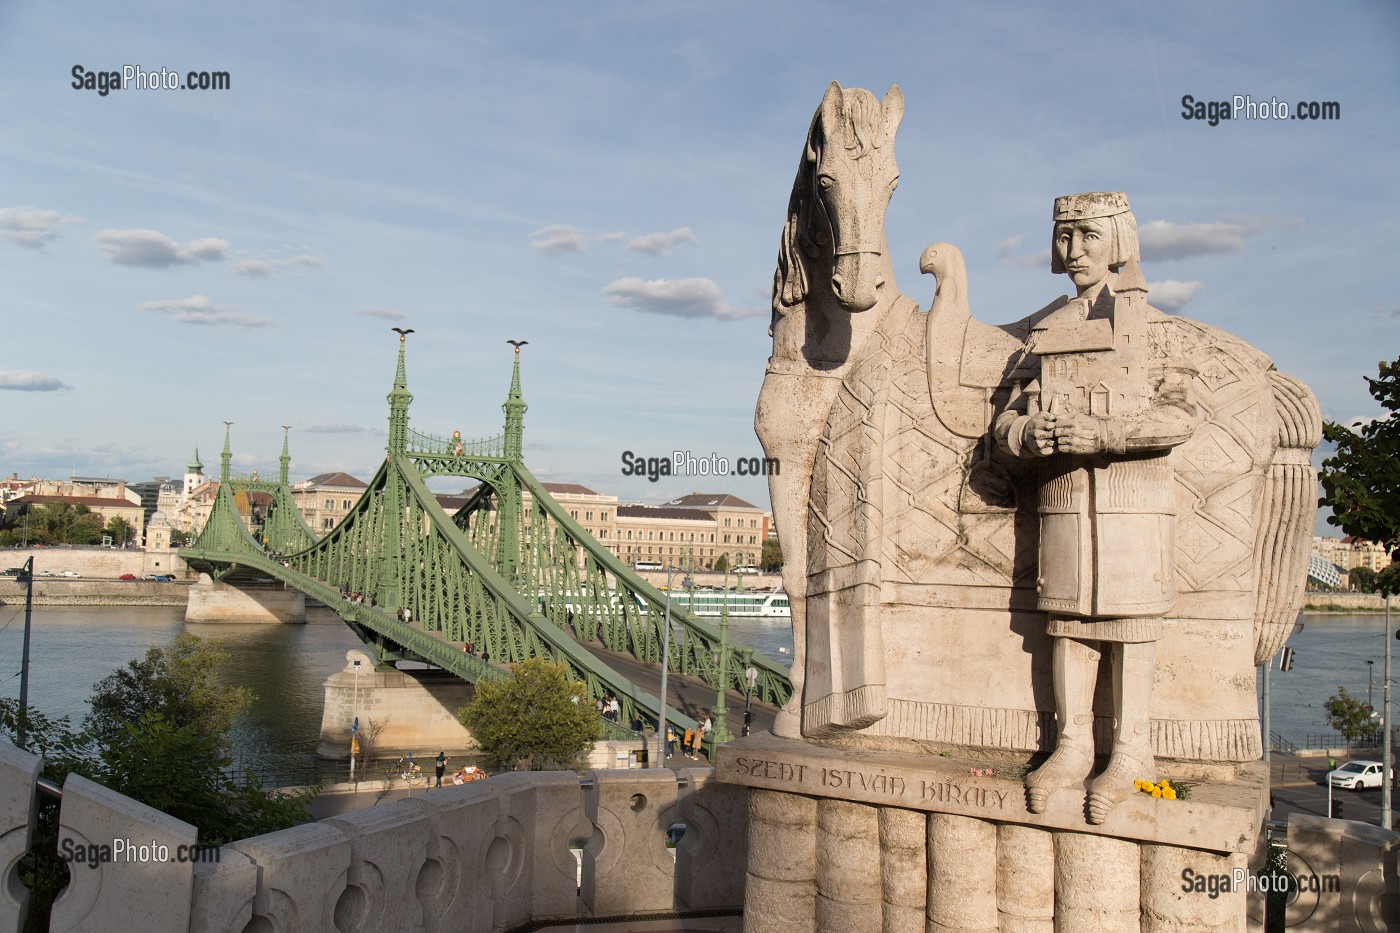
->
[[60, 570, 82, 577], [1327, 760, 1384, 790]]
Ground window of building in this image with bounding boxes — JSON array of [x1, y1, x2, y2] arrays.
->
[[669, 532, 675, 541], [322, 517, 333, 530], [601, 511, 608, 521], [343, 499, 353, 510], [324, 499, 334, 509], [724, 518, 731, 527], [586, 511, 593, 521]]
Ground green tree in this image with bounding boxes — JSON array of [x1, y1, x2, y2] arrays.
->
[[1, 635, 311, 928], [104, 515, 131, 546], [1321, 357, 1400, 595], [458, 658, 601, 770], [761, 538, 783, 573], [1324, 685, 1376, 743], [714, 552, 731, 573], [1350, 566, 1378, 593], [85, 632, 254, 740]]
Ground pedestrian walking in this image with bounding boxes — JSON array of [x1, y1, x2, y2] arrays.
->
[[436, 751, 447, 787]]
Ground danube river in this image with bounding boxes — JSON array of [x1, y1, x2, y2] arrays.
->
[[0, 605, 1389, 782]]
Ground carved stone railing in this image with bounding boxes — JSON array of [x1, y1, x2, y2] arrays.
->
[[0, 738, 747, 931]]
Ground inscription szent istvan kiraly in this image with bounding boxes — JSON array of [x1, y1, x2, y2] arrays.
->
[[714, 82, 1390, 932]]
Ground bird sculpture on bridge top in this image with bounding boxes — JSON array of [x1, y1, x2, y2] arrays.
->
[[507, 339, 528, 353], [392, 327, 415, 341]]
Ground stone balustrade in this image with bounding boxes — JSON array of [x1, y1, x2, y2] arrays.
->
[[0, 737, 748, 932]]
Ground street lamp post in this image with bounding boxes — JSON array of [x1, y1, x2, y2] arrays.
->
[[1369, 659, 1375, 710], [350, 658, 362, 780], [743, 650, 757, 738], [1382, 593, 1392, 830], [655, 564, 676, 768], [711, 572, 733, 745], [16, 558, 34, 749]]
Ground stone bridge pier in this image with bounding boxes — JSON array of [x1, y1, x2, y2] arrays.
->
[[184, 573, 307, 623]]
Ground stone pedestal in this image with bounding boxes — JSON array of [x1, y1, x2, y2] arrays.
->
[[318, 650, 476, 759], [719, 733, 1265, 932], [185, 576, 306, 623]]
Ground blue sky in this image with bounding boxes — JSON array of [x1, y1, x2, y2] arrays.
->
[[1, 2, 1396, 523]]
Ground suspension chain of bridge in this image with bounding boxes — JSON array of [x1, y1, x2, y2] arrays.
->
[[180, 335, 792, 745]]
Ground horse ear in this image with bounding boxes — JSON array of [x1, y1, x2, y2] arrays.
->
[[810, 81, 843, 161], [882, 85, 905, 140]]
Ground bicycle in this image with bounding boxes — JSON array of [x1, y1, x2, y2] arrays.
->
[[384, 756, 424, 787]]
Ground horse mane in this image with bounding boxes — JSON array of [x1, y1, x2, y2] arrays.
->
[[773, 86, 890, 316]]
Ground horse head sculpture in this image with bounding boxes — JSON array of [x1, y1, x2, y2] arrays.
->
[[775, 82, 904, 347]]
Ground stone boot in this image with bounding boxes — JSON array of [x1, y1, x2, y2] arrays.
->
[[1087, 640, 1157, 824], [1026, 636, 1099, 813]]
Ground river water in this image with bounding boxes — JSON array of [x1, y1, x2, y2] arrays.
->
[[0, 606, 1387, 782]]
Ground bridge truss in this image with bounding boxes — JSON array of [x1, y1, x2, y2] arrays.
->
[[181, 337, 792, 742]]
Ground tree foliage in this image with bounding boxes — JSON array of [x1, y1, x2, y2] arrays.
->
[[85, 632, 254, 740], [0, 634, 309, 847], [761, 538, 783, 573], [458, 658, 601, 771], [103, 515, 132, 545], [1320, 357, 1400, 595], [1349, 566, 1378, 593], [0, 501, 104, 546], [1324, 685, 1376, 743]]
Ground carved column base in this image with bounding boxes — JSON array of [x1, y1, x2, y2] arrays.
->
[[721, 733, 1266, 932]]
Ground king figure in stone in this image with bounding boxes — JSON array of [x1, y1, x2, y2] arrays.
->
[[994, 192, 1200, 823]]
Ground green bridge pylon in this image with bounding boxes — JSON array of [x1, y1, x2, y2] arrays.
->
[[182, 334, 793, 743]]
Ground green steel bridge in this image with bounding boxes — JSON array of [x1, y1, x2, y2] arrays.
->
[[180, 336, 792, 747]]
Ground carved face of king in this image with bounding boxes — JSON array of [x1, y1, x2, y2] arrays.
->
[[1053, 217, 1113, 296]]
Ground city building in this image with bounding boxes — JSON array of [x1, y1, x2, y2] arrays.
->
[[1313, 535, 1393, 574], [289, 472, 370, 533], [447, 483, 773, 570]]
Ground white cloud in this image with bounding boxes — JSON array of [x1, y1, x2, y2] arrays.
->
[[1138, 215, 1300, 261], [141, 295, 270, 327], [230, 253, 325, 278], [627, 226, 699, 256], [170, 310, 271, 328], [140, 295, 212, 312], [304, 423, 366, 434], [96, 229, 229, 267], [0, 371, 70, 391], [997, 233, 1049, 269], [1147, 279, 1206, 311], [355, 308, 408, 321], [530, 224, 589, 255], [0, 206, 82, 248], [603, 277, 764, 321]]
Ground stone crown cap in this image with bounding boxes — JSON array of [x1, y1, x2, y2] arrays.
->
[[1054, 192, 1131, 221]]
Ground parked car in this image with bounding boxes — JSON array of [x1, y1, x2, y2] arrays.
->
[[1327, 760, 1384, 790], [152, 574, 175, 582], [119, 573, 137, 580], [60, 570, 81, 577], [37, 570, 53, 577], [2, 568, 21, 577]]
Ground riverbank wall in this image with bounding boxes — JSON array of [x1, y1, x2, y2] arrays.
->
[[0, 579, 190, 606], [1302, 591, 1389, 612], [0, 545, 190, 580]]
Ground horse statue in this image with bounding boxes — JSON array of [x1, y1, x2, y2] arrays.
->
[[754, 81, 912, 737]]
